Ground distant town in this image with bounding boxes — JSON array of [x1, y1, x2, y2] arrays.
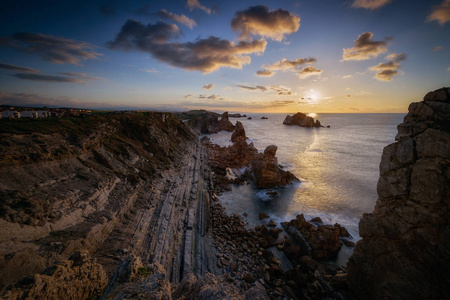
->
[[0, 106, 93, 119]]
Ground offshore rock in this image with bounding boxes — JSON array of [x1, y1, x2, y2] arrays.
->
[[283, 112, 322, 128], [2, 250, 107, 299], [347, 88, 450, 299], [231, 121, 247, 143], [252, 145, 298, 188]]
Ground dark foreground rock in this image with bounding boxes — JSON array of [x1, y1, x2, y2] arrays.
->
[[283, 112, 322, 127], [347, 87, 450, 299]]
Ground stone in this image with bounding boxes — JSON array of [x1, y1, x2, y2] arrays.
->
[[347, 88, 450, 300], [259, 212, 269, 220], [283, 112, 323, 128], [231, 121, 247, 143], [252, 145, 299, 188]]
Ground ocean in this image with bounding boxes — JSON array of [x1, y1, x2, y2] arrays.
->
[[208, 113, 405, 265]]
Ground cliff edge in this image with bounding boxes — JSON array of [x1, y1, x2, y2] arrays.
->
[[347, 88, 450, 299]]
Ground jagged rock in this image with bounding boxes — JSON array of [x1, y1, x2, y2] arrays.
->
[[231, 121, 246, 143], [283, 112, 322, 128], [252, 145, 298, 188], [2, 250, 107, 300], [215, 112, 235, 132], [347, 88, 450, 300], [209, 138, 258, 169]]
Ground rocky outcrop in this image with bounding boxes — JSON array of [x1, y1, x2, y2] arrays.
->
[[2, 250, 107, 299], [209, 138, 258, 169], [281, 214, 350, 260], [178, 110, 235, 134], [347, 88, 450, 299], [283, 112, 322, 127], [252, 145, 298, 188], [231, 121, 246, 143], [215, 112, 235, 132]]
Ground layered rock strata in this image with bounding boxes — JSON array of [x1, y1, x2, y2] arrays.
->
[[283, 112, 322, 127], [347, 88, 450, 299]]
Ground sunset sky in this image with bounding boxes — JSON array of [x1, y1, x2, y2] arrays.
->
[[0, 0, 449, 113]]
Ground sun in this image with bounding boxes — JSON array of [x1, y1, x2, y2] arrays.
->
[[306, 89, 321, 104]]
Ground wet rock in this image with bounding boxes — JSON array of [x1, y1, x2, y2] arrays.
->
[[341, 239, 355, 247]]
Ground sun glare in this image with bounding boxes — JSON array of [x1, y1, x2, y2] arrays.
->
[[307, 113, 317, 118]]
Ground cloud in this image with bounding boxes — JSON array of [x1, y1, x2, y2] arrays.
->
[[342, 32, 389, 61], [198, 94, 226, 100], [13, 71, 102, 84], [108, 20, 267, 73], [231, 5, 300, 41], [427, 0, 450, 25], [298, 66, 323, 78], [100, 4, 116, 16], [269, 85, 294, 95], [256, 70, 274, 77], [432, 46, 444, 51], [139, 68, 159, 73], [351, 0, 392, 9], [237, 84, 294, 95], [263, 57, 316, 71], [0, 32, 102, 65], [370, 52, 406, 81], [0, 62, 40, 73], [0, 91, 95, 108], [203, 83, 214, 89], [157, 9, 197, 29], [237, 84, 268, 92], [184, 94, 194, 98], [342, 75, 353, 79], [187, 0, 211, 14]]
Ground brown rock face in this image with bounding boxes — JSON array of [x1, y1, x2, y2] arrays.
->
[[215, 112, 236, 132], [283, 112, 322, 127], [347, 88, 450, 299], [252, 145, 298, 188], [231, 121, 246, 143], [3, 250, 107, 299]]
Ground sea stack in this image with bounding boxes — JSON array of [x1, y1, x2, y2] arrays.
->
[[283, 112, 322, 127], [231, 121, 246, 143], [215, 111, 235, 132], [347, 88, 450, 299], [252, 145, 298, 188]]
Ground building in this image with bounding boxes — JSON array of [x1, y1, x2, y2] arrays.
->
[[20, 111, 38, 118], [1, 111, 21, 119]]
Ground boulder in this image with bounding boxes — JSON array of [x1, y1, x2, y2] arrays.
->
[[231, 121, 246, 143], [252, 145, 298, 188], [347, 88, 450, 300], [283, 112, 322, 128]]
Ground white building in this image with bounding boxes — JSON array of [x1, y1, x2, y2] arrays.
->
[[20, 111, 38, 118], [1, 111, 21, 119], [35, 111, 50, 117]]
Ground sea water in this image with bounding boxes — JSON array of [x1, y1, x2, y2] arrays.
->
[[209, 113, 404, 265]]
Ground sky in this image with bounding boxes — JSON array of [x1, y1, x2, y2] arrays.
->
[[0, 0, 449, 113]]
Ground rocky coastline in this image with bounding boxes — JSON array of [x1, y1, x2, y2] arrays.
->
[[1, 88, 448, 299]]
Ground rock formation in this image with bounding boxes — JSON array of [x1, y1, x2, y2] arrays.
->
[[283, 112, 322, 127], [252, 145, 298, 188], [2, 250, 107, 299], [231, 121, 246, 143], [215, 111, 236, 132], [179, 110, 235, 134], [347, 88, 450, 299]]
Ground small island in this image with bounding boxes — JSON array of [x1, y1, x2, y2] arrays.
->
[[283, 112, 323, 128]]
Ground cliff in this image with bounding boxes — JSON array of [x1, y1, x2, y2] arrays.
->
[[176, 110, 235, 134], [0, 112, 210, 293], [347, 88, 450, 299]]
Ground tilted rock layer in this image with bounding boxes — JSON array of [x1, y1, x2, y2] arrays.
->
[[347, 88, 450, 299]]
